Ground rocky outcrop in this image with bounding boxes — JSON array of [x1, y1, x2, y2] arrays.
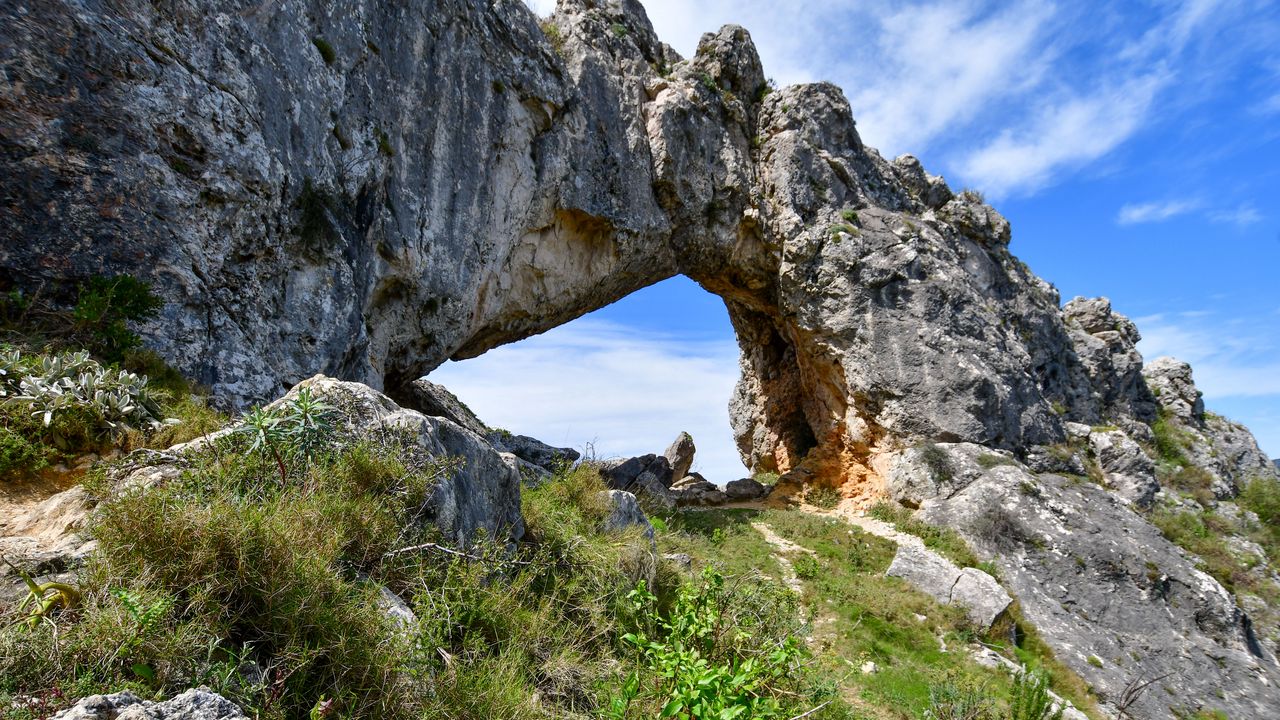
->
[[1088, 428, 1159, 507], [1143, 357, 1278, 496], [599, 454, 673, 492], [886, 543, 1010, 629], [2, 0, 1155, 490], [1061, 297, 1157, 431], [663, 432, 696, 483], [908, 460, 1280, 720], [53, 688, 246, 719], [599, 489, 655, 542]]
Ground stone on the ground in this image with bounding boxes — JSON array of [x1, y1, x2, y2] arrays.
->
[[663, 432, 697, 485], [599, 490, 655, 542], [886, 543, 1010, 630], [53, 688, 246, 719], [725, 477, 767, 501], [599, 455, 673, 491]]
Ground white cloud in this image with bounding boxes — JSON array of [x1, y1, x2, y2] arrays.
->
[[1209, 204, 1263, 226], [1117, 198, 1201, 225], [955, 72, 1169, 197], [1136, 313, 1280, 398], [427, 319, 749, 482]]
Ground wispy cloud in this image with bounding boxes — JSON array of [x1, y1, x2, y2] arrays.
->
[[1136, 312, 1280, 399], [427, 319, 749, 482], [958, 72, 1169, 196], [1117, 198, 1201, 225], [1209, 204, 1263, 226]]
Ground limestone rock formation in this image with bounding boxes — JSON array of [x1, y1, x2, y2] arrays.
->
[[885, 543, 1011, 629], [663, 432, 696, 483], [53, 688, 247, 720], [599, 489, 655, 542], [909, 461, 1279, 719], [1142, 357, 1278, 496], [1, 0, 1157, 489]]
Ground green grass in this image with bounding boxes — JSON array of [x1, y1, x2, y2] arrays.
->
[[868, 501, 983, 569]]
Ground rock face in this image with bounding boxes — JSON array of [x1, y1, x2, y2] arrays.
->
[[53, 688, 247, 720], [885, 543, 1011, 629], [2, 0, 1154, 490], [909, 461, 1280, 720], [1142, 357, 1278, 496], [663, 432, 697, 483]]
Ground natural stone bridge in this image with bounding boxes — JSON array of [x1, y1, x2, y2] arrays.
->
[[1, 0, 1146, 490]]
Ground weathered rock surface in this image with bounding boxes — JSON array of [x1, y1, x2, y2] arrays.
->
[[885, 543, 1010, 629], [599, 489, 655, 542], [1142, 357, 1278, 496], [599, 454, 673, 491], [915, 463, 1280, 720], [1, 0, 1163, 490], [1088, 429, 1159, 507], [53, 688, 246, 719], [663, 432, 697, 484], [111, 376, 526, 546], [724, 477, 768, 501], [488, 432, 580, 474], [401, 379, 491, 437]]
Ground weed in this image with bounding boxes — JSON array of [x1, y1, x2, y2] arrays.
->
[[539, 21, 565, 57], [919, 443, 955, 484], [311, 36, 337, 65], [806, 485, 841, 509]]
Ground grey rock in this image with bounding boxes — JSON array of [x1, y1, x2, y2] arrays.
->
[[882, 442, 1007, 507], [917, 465, 1280, 720], [401, 379, 490, 437], [377, 585, 417, 630], [53, 688, 246, 719], [1144, 356, 1205, 424], [1061, 297, 1157, 427], [663, 552, 693, 570], [1089, 429, 1159, 508], [599, 455, 673, 491], [127, 376, 523, 546], [4, 0, 1158, 488], [488, 432, 580, 473], [724, 477, 767, 501], [600, 490, 655, 542], [663, 432, 697, 485], [632, 472, 677, 512], [886, 543, 1010, 629]]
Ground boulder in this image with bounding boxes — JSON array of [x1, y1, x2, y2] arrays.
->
[[663, 432, 697, 484], [53, 688, 246, 719], [487, 432, 580, 474], [632, 472, 677, 512], [1089, 429, 1159, 508], [599, 490, 655, 542], [724, 477, 768, 501], [599, 455, 673, 492], [886, 543, 1010, 630]]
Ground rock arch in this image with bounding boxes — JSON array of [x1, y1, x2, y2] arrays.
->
[[0, 0, 1113, 488]]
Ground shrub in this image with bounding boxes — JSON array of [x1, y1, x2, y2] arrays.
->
[[72, 275, 164, 362], [311, 36, 337, 65], [1010, 670, 1064, 720], [969, 501, 1028, 552], [919, 443, 955, 484], [806, 485, 841, 509], [539, 20, 565, 57], [611, 567, 809, 719], [1241, 475, 1280, 527]]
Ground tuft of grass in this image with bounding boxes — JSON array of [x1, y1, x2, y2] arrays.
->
[[806, 485, 841, 509], [869, 501, 982, 568], [311, 36, 337, 65], [539, 20, 565, 58]]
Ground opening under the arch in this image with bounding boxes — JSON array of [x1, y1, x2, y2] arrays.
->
[[426, 276, 750, 482]]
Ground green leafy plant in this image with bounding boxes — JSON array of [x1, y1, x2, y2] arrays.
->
[[72, 275, 164, 361], [1010, 670, 1064, 720], [615, 568, 807, 719], [236, 387, 334, 483]]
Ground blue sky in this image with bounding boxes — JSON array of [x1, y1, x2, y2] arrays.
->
[[431, 0, 1279, 481]]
